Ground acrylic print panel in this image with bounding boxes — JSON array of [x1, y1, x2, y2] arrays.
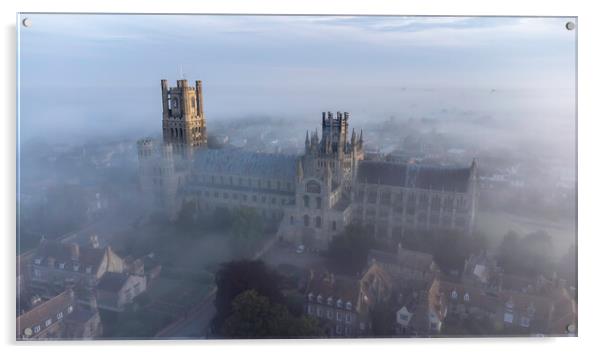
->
[[16, 14, 577, 340]]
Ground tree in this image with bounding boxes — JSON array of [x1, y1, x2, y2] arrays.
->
[[497, 229, 555, 277], [222, 290, 323, 338], [327, 222, 377, 275], [213, 260, 283, 333], [370, 300, 396, 337], [227, 207, 266, 258]]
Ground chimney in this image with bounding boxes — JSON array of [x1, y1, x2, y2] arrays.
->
[[69, 243, 80, 261]]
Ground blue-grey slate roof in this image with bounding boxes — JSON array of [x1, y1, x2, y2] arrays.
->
[[193, 148, 298, 180]]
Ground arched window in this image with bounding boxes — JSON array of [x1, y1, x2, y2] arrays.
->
[[303, 195, 310, 208], [316, 197, 322, 209], [306, 180, 321, 194], [304, 215, 310, 227], [464, 293, 470, 302], [315, 216, 322, 228]]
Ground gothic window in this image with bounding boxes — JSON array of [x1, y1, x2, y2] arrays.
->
[[315, 216, 322, 228], [419, 194, 429, 209], [304, 215, 310, 227], [380, 191, 391, 205], [355, 190, 365, 202], [316, 197, 322, 209], [431, 195, 441, 211], [332, 221, 337, 231], [306, 181, 321, 194], [303, 195, 310, 208], [444, 197, 454, 211], [367, 189, 377, 204]]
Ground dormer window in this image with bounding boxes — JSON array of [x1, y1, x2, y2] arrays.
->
[[67, 305, 73, 314], [73, 263, 80, 272], [45, 318, 52, 327], [308, 293, 314, 301], [34, 258, 42, 265], [527, 303, 536, 316], [58, 263, 65, 270], [520, 316, 531, 328], [346, 301, 353, 310], [33, 325, 41, 333], [451, 290, 458, 299], [337, 299, 343, 308], [463, 293, 470, 302], [317, 295, 323, 303], [327, 297, 333, 306], [57, 312, 63, 320]]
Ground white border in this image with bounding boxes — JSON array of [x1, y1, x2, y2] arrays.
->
[[2, 1, 600, 354]]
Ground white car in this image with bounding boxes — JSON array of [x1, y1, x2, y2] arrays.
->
[[295, 245, 305, 254]]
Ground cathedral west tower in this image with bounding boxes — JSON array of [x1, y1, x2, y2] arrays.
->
[[161, 79, 207, 149]]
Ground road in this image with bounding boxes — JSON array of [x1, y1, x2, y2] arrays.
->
[[154, 232, 281, 339]]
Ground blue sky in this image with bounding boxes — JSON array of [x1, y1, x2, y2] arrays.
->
[[17, 15, 576, 143]]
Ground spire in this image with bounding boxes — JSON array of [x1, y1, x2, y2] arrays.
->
[[296, 158, 304, 182], [359, 129, 363, 145], [305, 130, 310, 150]]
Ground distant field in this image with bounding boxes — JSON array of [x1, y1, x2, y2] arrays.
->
[[475, 211, 576, 258]]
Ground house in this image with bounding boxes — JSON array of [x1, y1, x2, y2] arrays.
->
[[394, 277, 446, 336], [29, 237, 124, 300], [304, 269, 366, 337], [96, 272, 147, 312], [366, 243, 437, 283], [16, 289, 102, 340]]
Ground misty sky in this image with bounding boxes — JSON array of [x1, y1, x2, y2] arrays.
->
[[18, 15, 576, 145]]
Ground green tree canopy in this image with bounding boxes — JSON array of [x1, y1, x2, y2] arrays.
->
[[327, 222, 378, 275], [222, 290, 323, 339], [213, 260, 283, 333]]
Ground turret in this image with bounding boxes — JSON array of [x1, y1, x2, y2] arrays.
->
[[195, 80, 204, 116], [305, 131, 310, 152], [296, 158, 304, 183]]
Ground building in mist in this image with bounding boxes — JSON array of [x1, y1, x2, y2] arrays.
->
[[137, 79, 478, 249], [17, 288, 102, 340]]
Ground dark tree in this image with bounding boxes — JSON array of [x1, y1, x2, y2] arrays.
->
[[327, 222, 378, 275], [497, 229, 555, 277], [370, 300, 396, 337], [213, 260, 283, 333], [222, 290, 324, 339]]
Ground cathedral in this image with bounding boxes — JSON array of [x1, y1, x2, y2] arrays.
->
[[137, 79, 478, 249]]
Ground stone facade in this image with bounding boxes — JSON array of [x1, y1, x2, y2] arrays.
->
[[161, 79, 207, 151]]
